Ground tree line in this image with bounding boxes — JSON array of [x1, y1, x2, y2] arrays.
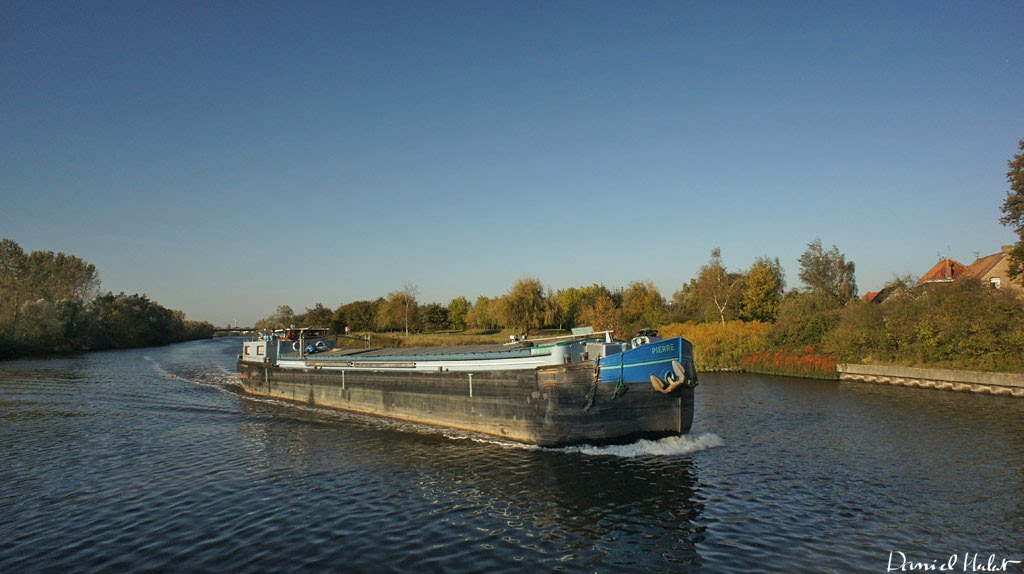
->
[[255, 237, 850, 338], [259, 234, 1022, 371], [0, 239, 215, 359]]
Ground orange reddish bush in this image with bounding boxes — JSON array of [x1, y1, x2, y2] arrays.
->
[[739, 345, 839, 380]]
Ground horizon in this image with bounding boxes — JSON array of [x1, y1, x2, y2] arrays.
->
[[3, 2, 1021, 325]]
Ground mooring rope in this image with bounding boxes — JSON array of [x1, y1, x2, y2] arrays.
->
[[585, 356, 629, 413], [583, 376, 598, 413]]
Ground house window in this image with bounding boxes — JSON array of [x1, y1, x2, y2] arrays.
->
[[990, 277, 1001, 290]]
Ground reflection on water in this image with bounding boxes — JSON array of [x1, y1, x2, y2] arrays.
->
[[235, 396, 710, 572], [1, 339, 1022, 573]]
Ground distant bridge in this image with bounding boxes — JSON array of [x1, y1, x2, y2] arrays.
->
[[212, 327, 256, 335]]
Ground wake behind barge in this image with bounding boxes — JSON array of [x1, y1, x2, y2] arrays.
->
[[237, 330, 697, 447]]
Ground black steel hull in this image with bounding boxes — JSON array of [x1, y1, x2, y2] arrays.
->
[[237, 361, 694, 447]]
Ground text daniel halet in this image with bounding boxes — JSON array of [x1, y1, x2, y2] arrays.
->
[[888, 552, 1022, 572]]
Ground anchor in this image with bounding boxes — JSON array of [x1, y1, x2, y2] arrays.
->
[[651, 360, 699, 394]]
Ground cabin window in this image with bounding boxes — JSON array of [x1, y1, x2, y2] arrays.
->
[[257, 346, 264, 355], [990, 277, 1001, 290]]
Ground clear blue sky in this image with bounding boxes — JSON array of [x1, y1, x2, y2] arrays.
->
[[2, 1, 1021, 325]]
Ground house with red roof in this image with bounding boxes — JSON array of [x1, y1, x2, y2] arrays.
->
[[914, 246, 1020, 293], [861, 283, 906, 304], [916, 258, 968, 286], [861, 291, 881, 302], [863, 246, 1022, 303], [961, 246, 1021, 292]]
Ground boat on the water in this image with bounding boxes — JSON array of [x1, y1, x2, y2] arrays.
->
[[237, 328, 697, 447]]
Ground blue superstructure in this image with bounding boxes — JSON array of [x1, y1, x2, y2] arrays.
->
[[598, 336, 695, 384]]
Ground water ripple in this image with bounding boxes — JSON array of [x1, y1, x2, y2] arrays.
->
[[1, 340, 1022, 572]]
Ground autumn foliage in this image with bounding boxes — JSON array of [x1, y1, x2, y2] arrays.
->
[[740, 345, 839, 380], [660, 321, 770, 372]]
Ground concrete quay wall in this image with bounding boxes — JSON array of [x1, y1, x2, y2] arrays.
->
[[837, 364, 1024, 398]]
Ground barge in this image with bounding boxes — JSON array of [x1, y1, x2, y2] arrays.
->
[[237, 329, 697, 447]]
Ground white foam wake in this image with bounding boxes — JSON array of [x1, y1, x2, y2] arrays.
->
[[150, 361, 242, 393], [555, 433, 725, 458]]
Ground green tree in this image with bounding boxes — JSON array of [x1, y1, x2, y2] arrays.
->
[[447, 296, 470, 330], [620, 280, 667, 331], [0, 239, 29, 331], [23, 250, 99, 303], [540, 287, 559, 329], [553, 287, 586, 329], [420, 303, 449, 331], [825, 300, 887, 361], [465, 296, 500, 330], [302, 303, 334, 329], [0, 239, 99, 333], [1000, 138, 1024, 280], [56, 298, 91, 351], [668, 279, 700, 323], [550, 284, 617, 330], [18, 299, 62, 350], [334, 300, 379, 332], [742, 256, 785, 322], [798, 238, 857, 304], [274, 305, 295, 328], [578, 284, 613, 308], [502, 277, 546, 334], [255, 305, 295, 330], [376, 290, 419, 333], [768, 291, 840, 346]]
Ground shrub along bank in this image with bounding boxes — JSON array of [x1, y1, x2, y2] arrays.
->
[[824, 281, 1024, 372], [664, 278, 1024, 378]]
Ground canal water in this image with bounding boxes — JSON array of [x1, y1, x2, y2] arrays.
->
[[1, 338, 1021, 573]]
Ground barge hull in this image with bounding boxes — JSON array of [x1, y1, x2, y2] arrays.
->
[[237, 361, 693, 447]]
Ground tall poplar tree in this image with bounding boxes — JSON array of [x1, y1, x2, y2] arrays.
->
[[1000, 138, 1024, 280]]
